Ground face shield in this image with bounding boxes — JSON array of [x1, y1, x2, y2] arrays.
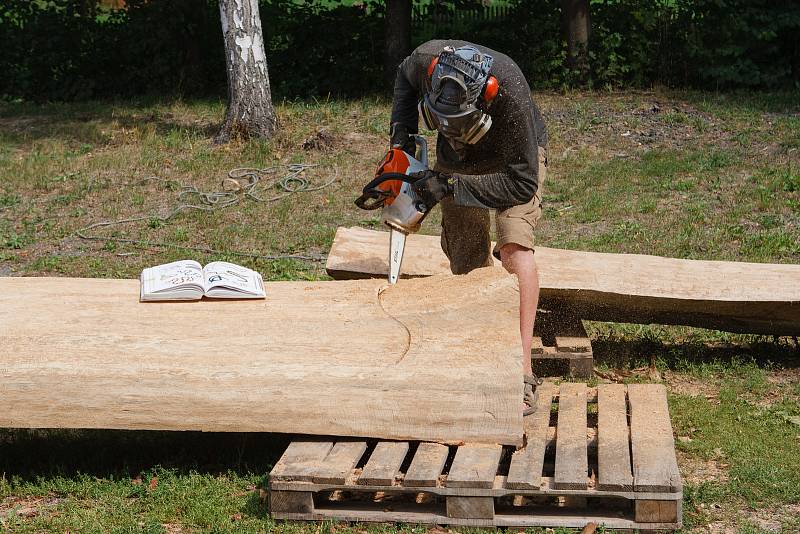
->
[[419, 46, 495, 145], [418, 95, 492, 145]]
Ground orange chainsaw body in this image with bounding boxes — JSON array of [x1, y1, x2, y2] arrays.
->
[[373, 148, 411, 206]]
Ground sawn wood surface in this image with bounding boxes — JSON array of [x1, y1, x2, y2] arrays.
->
[[0, 267, 523, 445], [326, 226, 800, 335]]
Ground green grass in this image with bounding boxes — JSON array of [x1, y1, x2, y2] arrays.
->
[[674, 389, 800, 523], [2, 89, 800, 532]]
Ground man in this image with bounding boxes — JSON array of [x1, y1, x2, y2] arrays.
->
[[389, 40, 548, 415]]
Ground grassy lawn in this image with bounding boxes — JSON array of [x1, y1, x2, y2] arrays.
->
[[1, 89, 799, 532]]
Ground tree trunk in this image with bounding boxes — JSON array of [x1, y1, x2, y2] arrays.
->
[[384, 0, 412, 88], [216, 0, 277, 143], [562, 0, 590, 80]]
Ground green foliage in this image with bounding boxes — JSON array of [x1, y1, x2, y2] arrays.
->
[[261, 1, 385, 97], [0, 0, 226, 101], [0, 0, 798, 98], [675, 0, 800, 88], [3, 232, 26, 249]]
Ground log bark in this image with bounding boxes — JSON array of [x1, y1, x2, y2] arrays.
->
[[325, 227, 800, 336], [216, 0, 276, 143], [384, 0, 412, 87]]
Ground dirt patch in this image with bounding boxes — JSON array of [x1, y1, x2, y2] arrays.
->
[[538, 92, 729, 155], [0, 116, 47, 133], [0, 494, 64, 519], [752, 367, 800, 407], [704, 521, 737, 534], [664, 370, 721, 401], [741, 503, 800, 532], [342, 131, 385, 157], [302, 128, 336, 151], [677, 450, 729, 486], [766, 367, 800, 386]]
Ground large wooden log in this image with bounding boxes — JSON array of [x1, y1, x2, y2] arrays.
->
[[0, 268, 523, 445], [326, 226, 800, 335]]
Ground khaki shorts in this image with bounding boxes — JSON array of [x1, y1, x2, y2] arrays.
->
[[440, 146, 546, 275]]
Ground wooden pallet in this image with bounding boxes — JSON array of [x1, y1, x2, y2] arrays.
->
[[532, 311, 593, 378], [269, 384, 682, 530]]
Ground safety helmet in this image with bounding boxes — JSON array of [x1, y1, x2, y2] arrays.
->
[[418, 45, 500, 145]]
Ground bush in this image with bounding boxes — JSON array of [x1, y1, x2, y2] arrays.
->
[[0, 0, 798, 102], [261, 1, 384, 97]]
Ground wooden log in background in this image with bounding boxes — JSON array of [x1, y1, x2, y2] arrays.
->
[[326, 227, 800, 336]]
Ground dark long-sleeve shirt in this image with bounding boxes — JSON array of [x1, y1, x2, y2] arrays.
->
[[390, 39, 548, 210]]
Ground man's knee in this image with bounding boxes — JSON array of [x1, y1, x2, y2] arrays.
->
[[499, 243, 533, 273], [440, 198, 492, 274]]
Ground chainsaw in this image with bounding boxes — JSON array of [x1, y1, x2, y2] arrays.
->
[[355, 136, 430, 284]]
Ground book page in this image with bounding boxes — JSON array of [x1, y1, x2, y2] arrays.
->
[[202, 261, 265, 298], [140, 260, 204, 301]]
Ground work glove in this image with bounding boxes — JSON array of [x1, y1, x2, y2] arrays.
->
[[390, 122, 417, 155], [410, 170, 455, 210]]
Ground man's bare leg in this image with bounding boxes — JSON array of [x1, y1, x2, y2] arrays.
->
[[499, 243, 539, 375]]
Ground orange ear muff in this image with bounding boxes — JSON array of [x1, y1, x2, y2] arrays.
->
[[482, 76, 499, 103], [427, 57, 439, 78]]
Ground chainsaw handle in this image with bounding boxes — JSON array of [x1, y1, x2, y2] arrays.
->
[[354, 172, 418, 210], [412, 135, 429, 167], [354, 188, 390, 210]]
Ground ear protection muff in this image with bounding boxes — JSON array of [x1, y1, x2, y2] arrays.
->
[[482, 76, 499, 105], [427, 57, 439, 78], [426, 56, 500, 107]]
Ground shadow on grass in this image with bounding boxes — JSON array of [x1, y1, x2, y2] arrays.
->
[[242, 485, 270, 519], [0, 98, 221, 147], [592, 335, 800, 372], [0, 429, 291, 483], [664, 89, 800, 116]]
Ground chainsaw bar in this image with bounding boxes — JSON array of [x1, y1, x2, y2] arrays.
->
[[388, 228, 407, 284]]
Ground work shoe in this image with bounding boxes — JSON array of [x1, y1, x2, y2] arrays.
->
[[523, 374, 543, 416]]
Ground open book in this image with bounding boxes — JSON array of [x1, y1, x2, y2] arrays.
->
[[140, 260, 265, 301]]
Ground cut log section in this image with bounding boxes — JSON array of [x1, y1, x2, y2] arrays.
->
[[0, 267, 523, 445], [326, 226, 800, 335]]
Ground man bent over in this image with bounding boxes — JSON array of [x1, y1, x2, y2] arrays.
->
[[389, 39, 548, 415]]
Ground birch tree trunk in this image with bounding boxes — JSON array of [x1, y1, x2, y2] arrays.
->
[[216, 0, 277, 143]]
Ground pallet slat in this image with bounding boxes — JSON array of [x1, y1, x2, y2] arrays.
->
[[555, 336, 592, 353], [447, 445, 503, 489], [273, 501, 681, 529], [629, 384, 681, 492], [271, 474, 680, 500], [554, 383, 588, 490], [532, 317, 593, 377], [403, 442, 449, 487], [270, 440, 334, 482], [270, 490, 314, 514], [313, 440, 368, 484], [507, 383, 555, 490], [446, 496, 495, 519], [635, 499, 681, 523], [597, 384, 633, 491], [358, 441, 409, 486]]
